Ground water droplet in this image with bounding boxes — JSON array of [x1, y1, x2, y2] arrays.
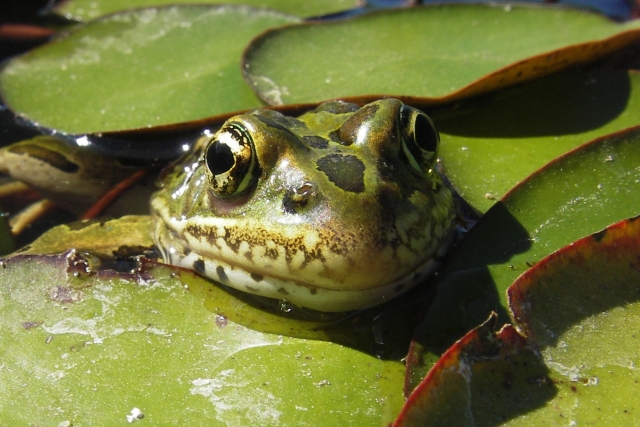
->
[[279, 300, 292, 313]]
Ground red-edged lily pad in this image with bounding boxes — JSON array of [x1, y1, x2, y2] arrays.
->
[[394, 314, 554, 426], [394, 216, 640, 425], [242, 4, 640, 106], [505, 216, 640, 423], [405, 125, 640, 393]]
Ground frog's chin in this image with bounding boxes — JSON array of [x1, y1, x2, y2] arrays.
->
[[171, 250, 441, 312], [154, 221, 452, 312]]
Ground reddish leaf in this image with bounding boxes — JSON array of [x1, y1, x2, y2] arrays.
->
[[394, 314, 554, 426]]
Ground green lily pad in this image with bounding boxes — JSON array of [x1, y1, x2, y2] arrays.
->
[[242, 4, 640, 106], [14, 215, 154, 256], [0, 5, 300, 134], [393, 315, 555, 426], [396, 216, 640, 425], [436, 69, 640, 213], [406, 126, 640, 391], [0, 251, 405, 424], [54, 0, 357, 20], [505, 216, 640, 423]]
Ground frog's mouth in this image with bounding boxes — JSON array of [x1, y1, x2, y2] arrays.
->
[[152, 214, 452, 312]]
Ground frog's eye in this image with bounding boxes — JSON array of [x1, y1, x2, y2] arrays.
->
[[399, 106, 439, 173], [204, 123, 259, 199]]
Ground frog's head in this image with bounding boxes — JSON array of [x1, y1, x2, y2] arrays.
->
[[151, 99, 455, 312]]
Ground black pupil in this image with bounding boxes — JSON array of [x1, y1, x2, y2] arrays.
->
[[206, 140, 235, 175], [413, 114, 438, 152]]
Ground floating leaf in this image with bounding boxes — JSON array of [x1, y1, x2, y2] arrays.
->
[[54, 0, 357, 21], [0, 251, 405, 424], [398, 216, 640, 425], [406, 126, 640, 391], [0, 5, 300, 134], [14, 215, 154, 256], [394, 314, 554, 426], [504, 216, 640, 423], [242, 4, 640, 106], [436, 69, 640, 213]]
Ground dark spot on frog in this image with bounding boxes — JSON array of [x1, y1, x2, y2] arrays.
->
[[193, 259, 205, 275], [278, 287, 289, 295], [309, 287, 317, 295], [303, 135, 329, 149], [9, 143, 80, 174], [265, 246, 279, 260], [183, 248, 191, 256], [246, 285, 258, 292], [216, 265, 228, 282], [251, 272, 264, 282], [244, 251, 253, 261], [316, 154, 365, 193], [223, 227, 241, 253]]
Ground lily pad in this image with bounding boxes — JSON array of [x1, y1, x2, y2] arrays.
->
[[0, 5, 300, 134], [0, 251, 405, 425], [393, 315, 555, 426], [406, 126, 640, 391], [436, 69, 640, 213], [242, 4, 640, 106], [54, 0, 357, 20], [14, 215, 154, 256], [396, 216, 640, 425], [506, 216, 640, 423]]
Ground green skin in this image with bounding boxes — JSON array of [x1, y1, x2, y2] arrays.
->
[[151, 99, 455, 312]]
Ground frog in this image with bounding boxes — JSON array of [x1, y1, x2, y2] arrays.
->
[[151, 99, 456, 312]]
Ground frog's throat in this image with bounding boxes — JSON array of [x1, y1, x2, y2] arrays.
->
[[153, 218, 452, 312]]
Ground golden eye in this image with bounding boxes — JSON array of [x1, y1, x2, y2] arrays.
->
[[204, 123, 259, 199], [399, 106, 439, 173]]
